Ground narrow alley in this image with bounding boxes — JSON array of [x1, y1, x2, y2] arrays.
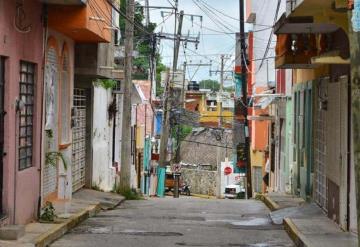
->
[[50, 197, 294, 247]]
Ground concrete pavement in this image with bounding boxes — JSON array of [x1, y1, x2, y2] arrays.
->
[[0, 189, 124, 247], [51, 197, 294, 247], [261, 192, 358, 247]]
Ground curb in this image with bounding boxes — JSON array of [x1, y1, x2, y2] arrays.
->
[[33, 204, 101, 247], [191, 194, 216, 199], [283, 218, 307, 247], [33, 198, 125, 247], [258, 194, 280, 211]]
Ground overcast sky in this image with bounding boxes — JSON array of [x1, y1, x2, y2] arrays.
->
[[144, 0, 243, 86]]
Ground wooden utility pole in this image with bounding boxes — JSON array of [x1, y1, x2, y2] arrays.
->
[[239, 0, 252, 198], [348, 10, 360, 245], [119, 0, 135, 190]]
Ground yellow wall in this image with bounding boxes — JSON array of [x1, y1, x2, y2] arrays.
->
[[198, 95, 233, 125], [293, 65, 329, 84]]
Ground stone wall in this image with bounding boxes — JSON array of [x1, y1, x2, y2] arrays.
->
[[181, 168, 217, 196]]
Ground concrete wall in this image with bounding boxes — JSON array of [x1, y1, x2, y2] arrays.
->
[[250, 0, 286, 87], [181, 168, 217, 196], [0, 0, 43, 224], [92, 86, 116, 191]]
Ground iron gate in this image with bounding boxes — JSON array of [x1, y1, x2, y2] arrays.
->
[[72, 88, 87, 192], [314, 79, 328, 211]]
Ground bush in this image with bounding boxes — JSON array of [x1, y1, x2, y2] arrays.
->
[[115, 187, 143, 200]]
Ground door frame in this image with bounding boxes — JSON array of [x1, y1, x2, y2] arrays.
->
[[0, 57, 5, 214]]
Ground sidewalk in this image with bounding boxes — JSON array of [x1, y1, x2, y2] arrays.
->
[[261, 192, 358, 247], [0, 189, 125, 247]]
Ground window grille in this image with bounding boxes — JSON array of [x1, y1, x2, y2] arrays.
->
[[19, 61, 35, 170]]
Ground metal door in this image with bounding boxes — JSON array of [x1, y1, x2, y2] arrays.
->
[[72, 88, 87, 192], [0, 57, 5, 214]]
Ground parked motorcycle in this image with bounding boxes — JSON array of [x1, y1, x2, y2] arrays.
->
[[179, 184, 191, 196]]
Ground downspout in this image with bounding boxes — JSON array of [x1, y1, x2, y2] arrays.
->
[[37, 4, 48, 219]]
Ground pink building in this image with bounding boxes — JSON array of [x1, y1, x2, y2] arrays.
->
[[0, 0, 44, 225]]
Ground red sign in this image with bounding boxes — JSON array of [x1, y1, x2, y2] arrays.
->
[[224, 167, 232, 175]]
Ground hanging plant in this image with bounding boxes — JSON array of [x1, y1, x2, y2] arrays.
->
[[93, 79, 117, 90], [108, 97, 118, 121]]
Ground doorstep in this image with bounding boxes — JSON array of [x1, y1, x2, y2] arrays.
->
[[0, 189, 125, 247], [260, 192, 358, 247]]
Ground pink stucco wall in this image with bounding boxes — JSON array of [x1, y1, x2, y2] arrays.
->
[[0, 0, 44, 224], [134, 81, 154, 135]]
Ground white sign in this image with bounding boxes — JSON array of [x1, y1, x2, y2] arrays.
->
[[160, 70, 186, 89]]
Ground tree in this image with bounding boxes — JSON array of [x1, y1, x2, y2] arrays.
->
[[119, 0, 166, 83], [199, 79, 220, 91]]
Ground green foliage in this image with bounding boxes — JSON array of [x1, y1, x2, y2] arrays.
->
[[46, 151, 68, 170], [224, 86, 235, 93], [199, 79, 220, 91], [114, 186, 143, 200], [172, 125, 193, 142], [40, 201, 56, 222], [120, 0, 167, 90], [45, 129, 53, 139], [94, 79, 117, 90]]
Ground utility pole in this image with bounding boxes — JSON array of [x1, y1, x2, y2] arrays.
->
[[119, 0, 135, 191], [216, 55, 225, 198], [145, 0, 150, 26], [239, 0, 252, 198], [348, 9, 360, 245], [174, 11, 184, 71]]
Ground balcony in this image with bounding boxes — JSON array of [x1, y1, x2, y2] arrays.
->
[[41, 0, 86, 5], [47, 0, 112, 43], [274, 0, 350, 69], [285, 0, 348, 31], [75, 42, 124, 80]]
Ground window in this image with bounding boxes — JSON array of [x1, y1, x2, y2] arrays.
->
[[60, 51, 70, 144], [19, 61, 35, 170]]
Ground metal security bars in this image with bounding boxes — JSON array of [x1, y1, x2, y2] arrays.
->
[[72, 88, 87, 192], [19, 61, 35, 170]]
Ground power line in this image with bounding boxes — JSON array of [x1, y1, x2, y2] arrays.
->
[[181, 139, 234, 149], [197, 0, 273, 28], [256, 0, 281, 73]]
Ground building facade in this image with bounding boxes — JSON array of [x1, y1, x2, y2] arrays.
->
[[0, 0, 44, 225]]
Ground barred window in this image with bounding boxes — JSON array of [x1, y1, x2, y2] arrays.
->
[[19, 61, 35, 170], [60, 52, 70, 144]]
